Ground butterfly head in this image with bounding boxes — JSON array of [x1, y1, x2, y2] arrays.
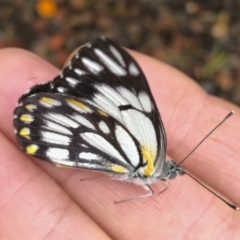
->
[[164, 160, 185, 180]]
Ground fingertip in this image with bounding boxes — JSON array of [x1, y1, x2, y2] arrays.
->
[[0, 48, 58, 93], [0, 48, 59, 141]]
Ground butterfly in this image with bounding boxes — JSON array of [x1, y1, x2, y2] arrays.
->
[[13, 37, 184, 202]]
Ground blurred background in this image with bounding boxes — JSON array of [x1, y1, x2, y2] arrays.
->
[[1, 0, 240, 105]]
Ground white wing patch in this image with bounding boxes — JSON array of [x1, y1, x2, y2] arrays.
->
[[82, 57, 103, 73], [81, 144, 88, 148], [93, 93, 121, 120], [44, 113, 79, 128], [138, 92, 152, 113], [74, 68, 86, 76], [109, 45, 125, 67], [57, 87, 67, 93], [47, 148, 69, 161], [43, 120, 73, 135], [97, 84, 129, 106], [79, 152, 100, 160], [41, 131, 71, 145], [117, 86, 143, 111], [94, 48, 127, 76], [65, 77, 80, 87], [129, 62, 140, 76], [121, 109, 157, 160], [70, 114, 95, 130], [98, 121, 110, 134], [80, 132, 127, 164], [115, 125, 139, 167]]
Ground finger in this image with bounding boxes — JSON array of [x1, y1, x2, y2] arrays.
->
[[0, 47, 240, 239], [66, 50, 240, 239], [0, 132, 111, 239], [134, 50, 240, 206], [63, 46, 240, 207], [0, 49, 110, 239], [0, 48, 58, 141]]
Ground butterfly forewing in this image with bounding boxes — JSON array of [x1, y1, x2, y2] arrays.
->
[[52, 37, 167, 168]]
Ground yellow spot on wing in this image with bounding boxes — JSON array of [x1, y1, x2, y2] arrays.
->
[[141, 146, 155, 176], [40, 97, 54, 105], [111, 165, 128, 173], [20, 128, 30, 137], [98, 109, 109, 117], [26, 144, 38, 154], [66, 99, 87, 110], [20, 114, 33, 123], [25, 104, 36, 111]]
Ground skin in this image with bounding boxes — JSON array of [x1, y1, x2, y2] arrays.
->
[[0, 46, 240, 240]]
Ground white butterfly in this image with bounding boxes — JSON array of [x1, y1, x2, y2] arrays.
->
[[14, 37, 188, 202]]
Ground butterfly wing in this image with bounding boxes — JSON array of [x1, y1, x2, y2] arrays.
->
[[14, 92, 149, 174], [50, 38, 162, 123], [52, 38, 167, 173], [14, 37, 167, 178]]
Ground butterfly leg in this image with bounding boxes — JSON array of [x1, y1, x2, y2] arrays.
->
[[80, 176, 123, 181], [114, 184, 154, 204], [158, 179, 169, 195]]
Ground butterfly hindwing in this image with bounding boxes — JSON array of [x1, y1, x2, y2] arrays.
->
[[14, 92, 149, 174]]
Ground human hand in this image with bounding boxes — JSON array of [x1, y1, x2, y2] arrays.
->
[[0, 46, 239, 239]]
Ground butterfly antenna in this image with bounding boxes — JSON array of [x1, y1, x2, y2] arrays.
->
[[184, 171, 239, 210], [178, 110, 239, 210], [178, 111, 234, 166]]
